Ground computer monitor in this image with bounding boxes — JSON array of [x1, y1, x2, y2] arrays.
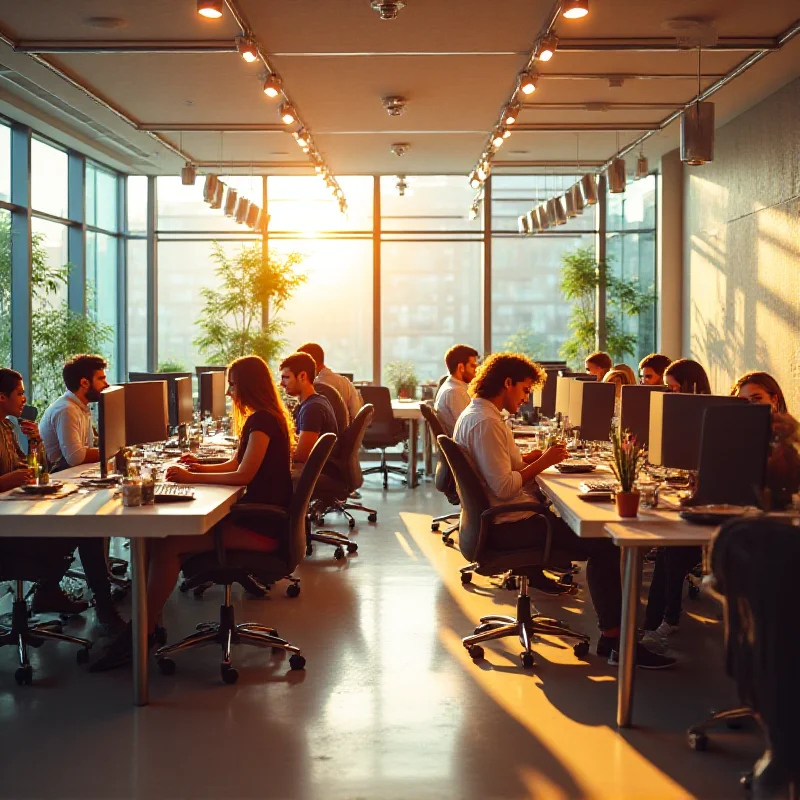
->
[[339, 372, 354, 382], [532, 368, 559, 417], [129, 371, 193, 429], [199, 371, 226, 420], [555, 376, 573, 417], [174, 376, 194, 426], [649, 393, 748, 470], [122, 381, 169, 446], [568, 381, 616, 441], [619, 384, 669, 448], [98, 385, 126, 479], [195, 365, 227, 378]]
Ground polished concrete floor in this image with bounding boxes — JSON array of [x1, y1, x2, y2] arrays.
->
[[0, 475, 762, 799]]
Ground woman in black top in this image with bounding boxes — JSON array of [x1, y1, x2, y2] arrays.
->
[[91, 355, 294, 671]]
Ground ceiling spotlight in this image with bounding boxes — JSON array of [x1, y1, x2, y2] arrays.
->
[[518, 215, 529, 235], [314, 162, 324, 174], [181, 162, 197, 186], [468, 204, 479, 221], [581, 174, 598, 205], [502, 128, 511, 139], [538, 204, 551, 229], [476, 165, 487, 182], [370, 0, 405, 20], [235, 197, 250, 224], [210, 182, 224, 209], [564, 191, 577, 218], [293, 128, 309, 148], [469, 172, 481, 190], [246, 204, 261, 229], [396, 175, 408, 197], [571, 183, 585, 213], [263, 73, 282, 98], [607, 157, 627, 193], [562, 0, 589, 19], [681, 101, 715, 165], [504, 103, 521, 126], [202, 173, 219, 202], [197, 0, 223, 19], [390, 142, 410, 157], [492, 128, 506, 148], [279, 103, 296, 125], [223, 187, 238, 217], [519, 71, 538, 95], [236, 36, 258, 63], [382, 96, 407, 117], [635, 152, 649, 179], [539, 34, 558, 61], [528, 209, 542, 233]]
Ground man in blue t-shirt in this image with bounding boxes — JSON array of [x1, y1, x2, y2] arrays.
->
[[280, 351, 338, 465]]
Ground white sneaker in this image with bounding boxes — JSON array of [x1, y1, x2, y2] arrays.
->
[[655, 621, 680, 636], [641, 630, 670, 655]]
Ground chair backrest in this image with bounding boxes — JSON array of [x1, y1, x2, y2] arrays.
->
[[288, 432, 336, 567], [420, 404, 457, 498], [437, 435, 492, 562], [690, 404, 772, 507], [314, 381, 349, 435], [358, 385, 395, 427], [332, 403, 374, 491]]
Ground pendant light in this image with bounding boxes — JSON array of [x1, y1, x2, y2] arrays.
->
[[681, 47, 715, 165]]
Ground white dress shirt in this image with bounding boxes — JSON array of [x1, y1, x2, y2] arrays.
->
[[316, 367, 363, 424], [434, 375, 471, 436], [39, 391, 95, 470], [453, 397, 537, 523]]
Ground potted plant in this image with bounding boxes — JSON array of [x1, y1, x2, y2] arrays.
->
[[610, 427, 645, 518], [384, 361, 419, 399]]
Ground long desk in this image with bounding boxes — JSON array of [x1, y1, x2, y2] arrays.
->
[[0, 467, 243, 706], [390, 400, 433, 488]]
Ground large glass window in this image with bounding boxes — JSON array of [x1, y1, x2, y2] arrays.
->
[[0, 124, 10, 203], [0, 209, 10, 366], [31, 138, 68, 218], [380, 176, 478, 232], [269, 176, 372, 233], [127, 239, 147, 373], [127, 175, 148, 235], [87, 231, 119, 381], [86, 163, 119, 232]]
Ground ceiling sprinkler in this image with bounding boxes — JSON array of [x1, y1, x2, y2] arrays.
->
[[370, 1, 405, 20], [396, 176, 408, 196]]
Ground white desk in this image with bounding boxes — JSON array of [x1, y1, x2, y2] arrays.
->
[[0, 467, 243, 706], [390, 400, 429, 488]]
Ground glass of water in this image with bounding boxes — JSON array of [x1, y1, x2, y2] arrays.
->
[[638, 481, 660, 509]]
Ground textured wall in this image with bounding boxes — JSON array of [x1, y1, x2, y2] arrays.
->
[[684, 76, 800, 414]]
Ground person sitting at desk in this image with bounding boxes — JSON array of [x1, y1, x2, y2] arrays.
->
[[279, 352, 338, 466], [638, 353, 672, 386], [434, 344, 479, 436], [39, 354, 108, 470], [731, 371, 800, 509], [663, 358, 711, 394], [90, 355, 295, 671], [297, 342, 362, 425], [454, 354, 675, 668], [584, 351, 612, 381], [0, 368, 123, 634]]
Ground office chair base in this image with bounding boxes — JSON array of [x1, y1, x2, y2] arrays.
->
[[156, 586, 304, 683], [312, 498, 378, 527], [431, 512, 459, 531], [687, 707, 753, 751], [307, 530, 357, 560], [461, 576, 590, 668]]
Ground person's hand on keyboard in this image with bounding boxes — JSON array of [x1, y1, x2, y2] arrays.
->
[[179, 453, 199, 465], [165, 465, 192, 483]]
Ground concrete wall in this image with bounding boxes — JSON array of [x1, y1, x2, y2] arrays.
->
[[683, 77, 800, 414]]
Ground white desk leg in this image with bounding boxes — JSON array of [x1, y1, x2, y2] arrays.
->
[[408, 419, 419, 488], [131, 538, 149, 707], [617, 545, 643, 728]]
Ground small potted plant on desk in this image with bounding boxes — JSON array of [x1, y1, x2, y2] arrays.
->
[[384, 361, 419, 400], [611, 428, 644, 518]]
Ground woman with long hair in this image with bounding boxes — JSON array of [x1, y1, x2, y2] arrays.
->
[[664, 359, 711, 394], [730, 371, 787, 413], [91, 355, 295, 671]]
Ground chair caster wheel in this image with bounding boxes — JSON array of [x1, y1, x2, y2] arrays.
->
[[154, 625, 168, 646], [334, 547, 345, 560], [157, 657, 176, 676], [573, 641, 590, 659], [289, 654, 306, 671], [442, 535, 454, 546], [347, 542, 358, 553], [221, 664, 239, 684], [368, 513, 377, 523], [305, 544, 313, 556], [76, 647, 90, 665], [431, 522, 440, 532], [348, 519, 356, 529], [520, 652, 535, 669], [687, 730, 708, 751], [467, 644, 484, 660], [286, 584, 301, 598], [460, 572, 473, 585], [15, 665, 33, 685]]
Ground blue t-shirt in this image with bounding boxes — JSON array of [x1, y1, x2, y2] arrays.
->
[[293, 393, 338, 438]]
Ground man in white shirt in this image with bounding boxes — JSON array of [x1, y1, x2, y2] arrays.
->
[[40, 354, 108, 471], [434, 344, 478, 436], [453, 352, 674, 669], [298, 342, 363, 425]]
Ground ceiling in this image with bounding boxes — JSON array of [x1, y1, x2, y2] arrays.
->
[[0, 0, 798, 180]]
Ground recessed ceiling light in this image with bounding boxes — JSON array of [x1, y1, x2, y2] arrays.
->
[[197, 0, 224, 19], [562, 0, 589, 19]]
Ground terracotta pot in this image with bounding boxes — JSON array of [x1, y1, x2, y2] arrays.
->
[[615, 491, 640, 518]]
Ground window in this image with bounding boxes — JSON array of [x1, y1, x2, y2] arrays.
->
[[269, 176, 372, 233], [87, 232, 119, 381], [86, 163, 119, 232], [127, 239, 148, 373], [31, 138, 68, 218], [0, 124, 10, 203], [380, 176, 478, 232], [127, 175, 148, 235], [0, 209, 10, 365]]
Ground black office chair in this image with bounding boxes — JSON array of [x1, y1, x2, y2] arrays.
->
[[437, 435, 590, 669], [0, 551, 92, 685], [688, 518, 800, 797], [419, 404, 460, 545], [314, 382, 349, 434], [155, 433, 336, 685], [307, 405, 377, 558], [359, 385, 410, 488]]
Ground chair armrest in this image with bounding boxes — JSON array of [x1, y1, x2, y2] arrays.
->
[[476, 502, 554, 565], [227, 503, 289, 523], [479, 502, 549, 521]]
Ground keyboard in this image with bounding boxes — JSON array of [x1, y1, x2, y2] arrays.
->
[[579, 481, 616, 493], [154, 483, 195, 503]]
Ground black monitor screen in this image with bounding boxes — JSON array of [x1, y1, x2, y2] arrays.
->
[[199, 371, 226, 419]]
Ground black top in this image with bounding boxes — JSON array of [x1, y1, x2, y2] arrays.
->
[[236, 410, 292, 509], [293, 393, 338, 438]]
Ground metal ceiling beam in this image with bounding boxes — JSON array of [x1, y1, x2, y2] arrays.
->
[[556, 37, 779, 52], [535, 72, 728, 80], [492, 160, 605, 167], [15, 40, 238, 54], [194, 161, 312, 168], [520, 103, 686, 110], [513, 123, 660, 132], [139, 123, 286, 132]]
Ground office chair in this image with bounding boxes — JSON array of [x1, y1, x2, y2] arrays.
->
[[155, 433, 336, 685], [687, 518, 800, 797], [419, 404, 460, 545], [0, 553, 92, 685], [437, 435, 590, 669], [314, 381, 349, 434], [359, 385, 410, 488], [309, 405, 377, 558]]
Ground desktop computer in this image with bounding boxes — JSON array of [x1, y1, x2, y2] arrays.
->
[[123, 381, 169, 446], [174, 376, 194, 426], [98, 386, 126, 479], [532, 368, 559, 417], [619, 384, 669, 447], [199, 371, 226, 420], [129, 371, 193, 430], [568, 380, 616, 441]]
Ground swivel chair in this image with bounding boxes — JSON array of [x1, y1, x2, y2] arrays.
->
[[419, 404, 460, 545], [155, 433, 336, 685], [307, 405, 377, 559], [314, 381, 349, 435], [0, 552, 92, 685], [437, 435, 590, 669], [359, 385, 410, 488]]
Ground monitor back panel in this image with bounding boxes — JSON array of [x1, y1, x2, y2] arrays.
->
[[619, 384, 668, 448], [129, 371, 193, 429], [199, 371, 226, 419], [123, 381, 169, 446], [99, 386, 126, 478], [533, 369, 559, 417], [174, 376, 194, 426], [569, 381, 616, 441]]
